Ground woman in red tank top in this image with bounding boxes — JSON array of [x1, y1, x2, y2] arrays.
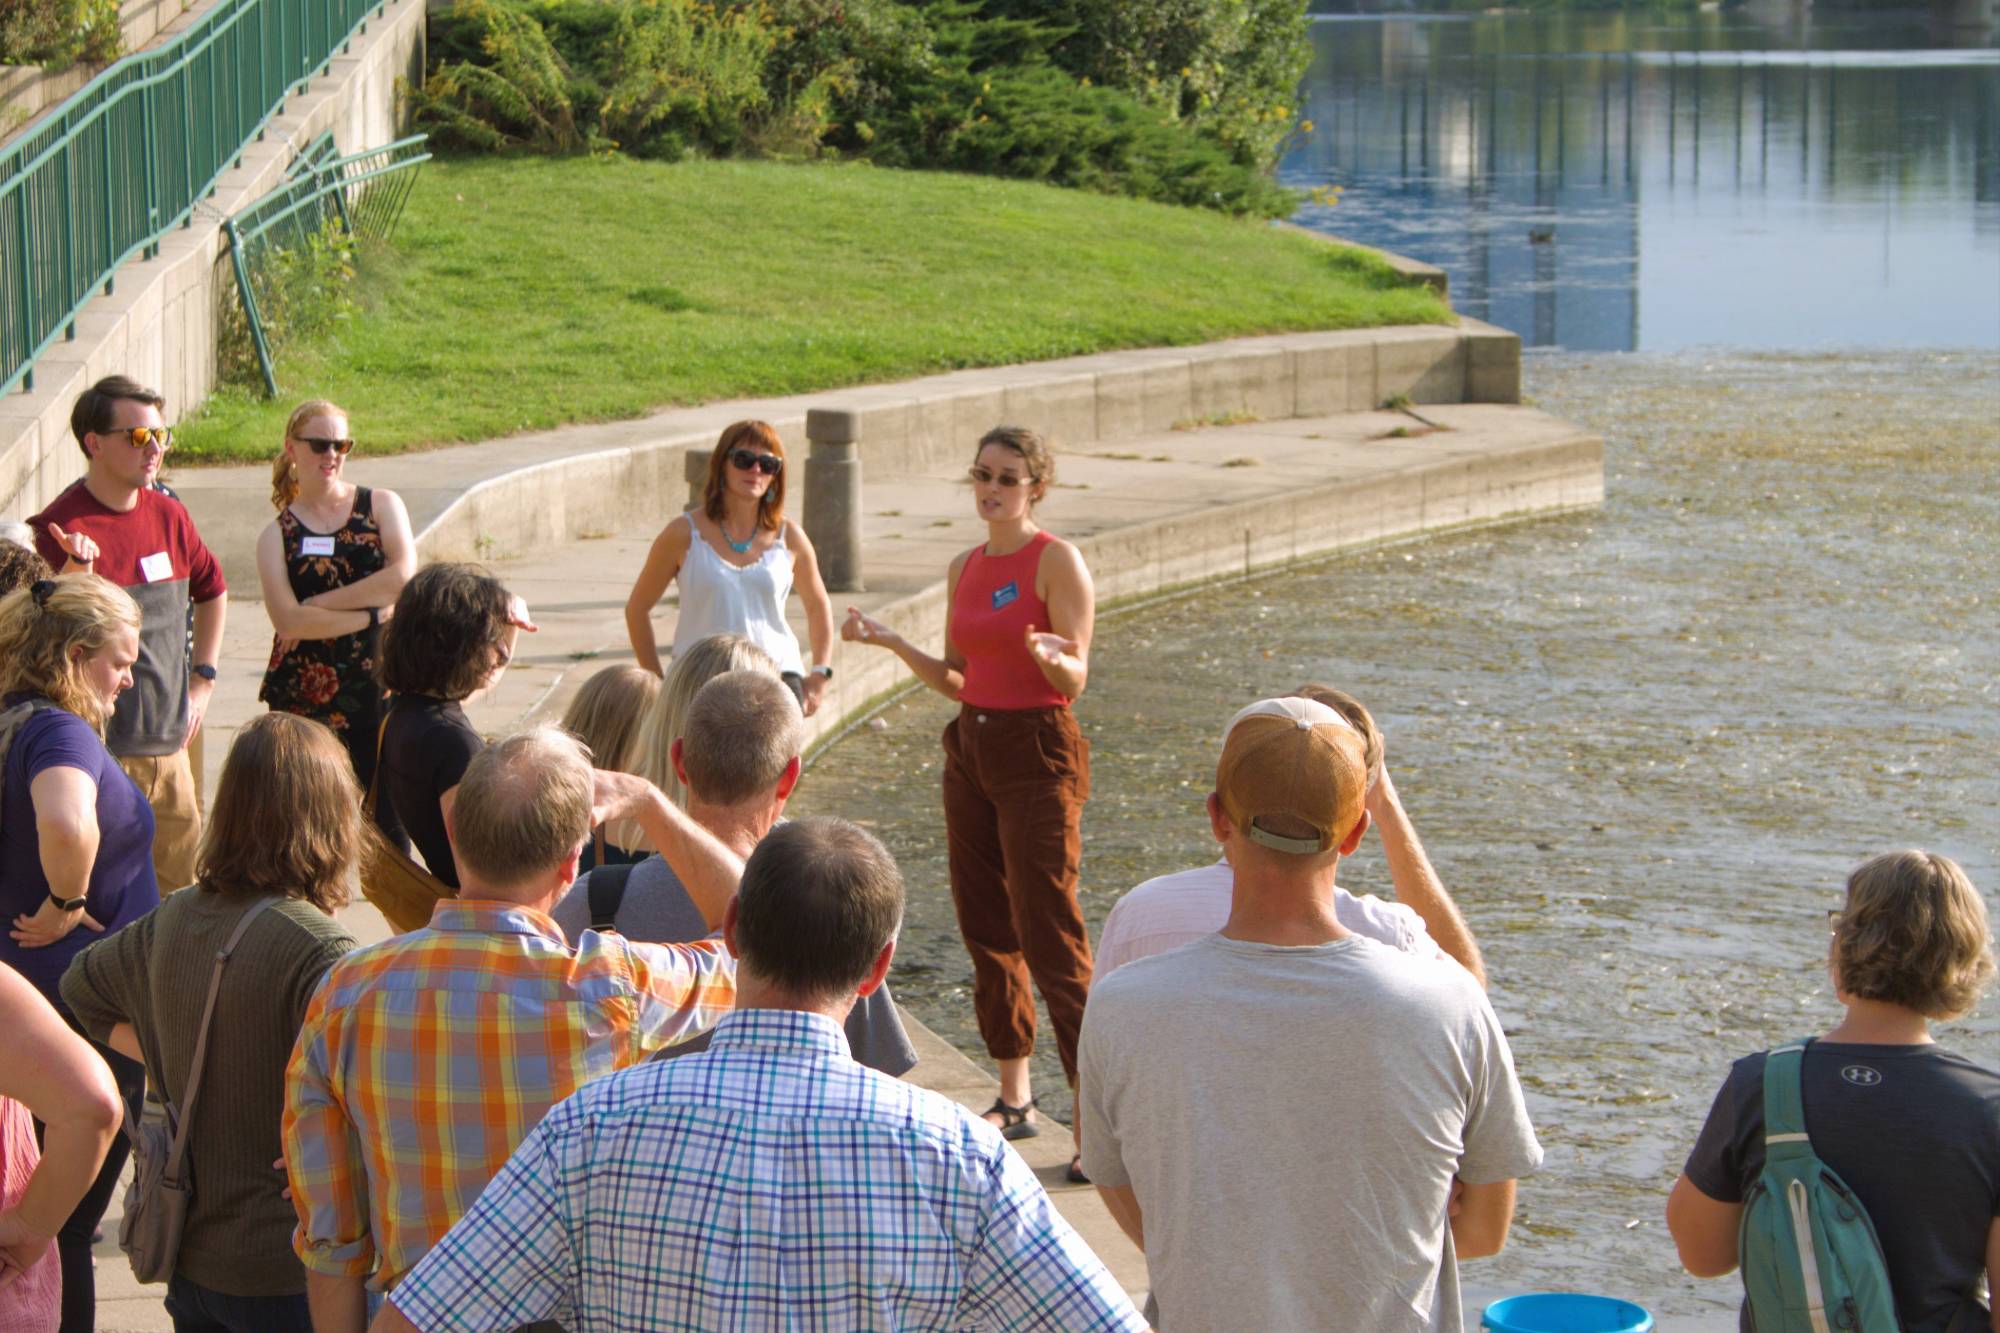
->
[[842, 427, 1096, 1174]]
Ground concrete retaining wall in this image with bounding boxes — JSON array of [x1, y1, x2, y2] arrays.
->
[[0, 0, 424, 522], [412, 319, 1525, 569], [373, 317, 1566, 752], [798, 427, 1602, 749]]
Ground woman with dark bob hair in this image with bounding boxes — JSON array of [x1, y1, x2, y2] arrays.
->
[[624, 420, 835, 714], [373, 562, 537, 888], [61, 712, 360, 1330], [1667, 849, 1999, 1329]]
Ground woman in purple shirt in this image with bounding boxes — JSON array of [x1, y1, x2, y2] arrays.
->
[[0, 573, 158, 1333]]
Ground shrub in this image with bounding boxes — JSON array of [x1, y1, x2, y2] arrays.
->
[[414, 0, 783, 158], [974, 0, 1313, 169], [597, 0, 776, 158], [409, 0, 589, 152], [217, 217, 359, 389], [0, 0, 121, 68], [409, 0, 1303, 216]]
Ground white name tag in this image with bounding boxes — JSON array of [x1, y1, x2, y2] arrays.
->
[[138, 551, 173, 583], [299, 536, 336, 557]]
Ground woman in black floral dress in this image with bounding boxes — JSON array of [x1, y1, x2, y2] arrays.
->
[[254, 399, 416, 794]]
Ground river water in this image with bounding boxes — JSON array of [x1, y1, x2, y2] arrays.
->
[[1282, 4, 2000, 350], [794, 5, 1998, 1321], [792, 349, 1999, 1319]]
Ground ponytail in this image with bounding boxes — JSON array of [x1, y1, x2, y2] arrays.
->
[[270, 451, 299, 511]]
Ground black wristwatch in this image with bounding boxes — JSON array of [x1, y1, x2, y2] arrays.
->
[[810, 664, 834, 680], [48, 891, 87, 912], [191, 663, 217, 682]]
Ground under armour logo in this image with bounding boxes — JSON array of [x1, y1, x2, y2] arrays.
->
[[1840, 1065, 1882, 1087]]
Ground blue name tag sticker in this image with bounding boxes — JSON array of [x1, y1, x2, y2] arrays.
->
[[991, 581, 1020, 611]]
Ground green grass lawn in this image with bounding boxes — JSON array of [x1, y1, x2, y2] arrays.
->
[[182, 156, 1452, 462]]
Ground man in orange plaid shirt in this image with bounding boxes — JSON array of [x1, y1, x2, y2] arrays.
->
[[283, 726, 745, 1332]]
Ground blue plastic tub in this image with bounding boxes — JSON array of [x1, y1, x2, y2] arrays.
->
[[1482, 1293, 1655, 1333]]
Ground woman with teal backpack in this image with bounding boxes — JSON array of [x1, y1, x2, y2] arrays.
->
[[1666, 850, 1999, 1331]]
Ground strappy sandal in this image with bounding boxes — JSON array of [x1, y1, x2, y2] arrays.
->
[[1066, 1153, 1090, 1184], [982, 1096, 1039, 1140]]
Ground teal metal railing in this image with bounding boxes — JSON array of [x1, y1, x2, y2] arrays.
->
[[0, 0, 394, 396], [224, 133, 429, 395]]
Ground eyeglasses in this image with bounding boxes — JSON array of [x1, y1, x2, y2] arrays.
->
[[100, 426, 174, 453], [294, 436, 356, 456], [967, 465, 1032, 488], [728, 449, 782, 476]]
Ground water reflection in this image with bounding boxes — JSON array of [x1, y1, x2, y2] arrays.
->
[[1283, 8, 2000, 350]]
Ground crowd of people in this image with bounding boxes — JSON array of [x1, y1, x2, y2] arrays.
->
[[0, 373, 1992, 1333]]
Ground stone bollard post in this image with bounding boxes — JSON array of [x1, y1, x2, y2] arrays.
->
[[684, 448, 709, 511], [804, 408, 864, 592]]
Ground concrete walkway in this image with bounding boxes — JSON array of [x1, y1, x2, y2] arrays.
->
[[87, 384, 1598, 1329]]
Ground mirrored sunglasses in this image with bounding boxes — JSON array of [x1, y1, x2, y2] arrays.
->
[[104, 426, 174, 452]]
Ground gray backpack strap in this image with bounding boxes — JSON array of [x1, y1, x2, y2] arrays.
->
[[0, 697, 58, 777], [158, 896, 283, 1183]]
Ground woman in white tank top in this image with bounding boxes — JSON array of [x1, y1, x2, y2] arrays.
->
[[623, 421, 836, 713]]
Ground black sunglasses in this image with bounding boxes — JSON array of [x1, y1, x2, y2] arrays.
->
[[729, 449, 782, 476], [295, 436, 356, 456]]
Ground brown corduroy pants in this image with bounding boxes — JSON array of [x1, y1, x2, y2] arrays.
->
[[940, 704, 1094, 1086]]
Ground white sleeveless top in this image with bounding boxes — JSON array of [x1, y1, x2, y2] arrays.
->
[[670, 513, 805, 675]]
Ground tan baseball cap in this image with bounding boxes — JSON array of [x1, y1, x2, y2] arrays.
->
[[1215, 697, 1368, 855]]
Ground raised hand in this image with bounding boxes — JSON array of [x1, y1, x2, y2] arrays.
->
[[1024, 624, 1079, 667], [841, 606, 889, 644], [587, 768, 660, 829], [45, 522, 97, 572]]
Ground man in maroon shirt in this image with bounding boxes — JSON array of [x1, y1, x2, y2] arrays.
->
[[30, 375, 227, 891]]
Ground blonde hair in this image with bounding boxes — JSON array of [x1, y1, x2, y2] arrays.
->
[[1835, 850, 1995, 1020], [0, 574, 141, 730], [270, 398, 347, 511], [559, 664, 660, 769], [614, 634, 779, 846]]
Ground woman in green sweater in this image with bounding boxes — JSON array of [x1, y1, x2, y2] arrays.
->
[[61, 712, 360, 1331]]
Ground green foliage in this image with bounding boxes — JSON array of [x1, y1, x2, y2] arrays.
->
[[179, 157, 1449, 461], [597, 0, 776, 158], [407, 0, 587, 152], [412, 0, 781, 158], [0, 0, 121, 68], [408, 0, 1308, 216], [217, 216, 359, 390], [854, 58, 1294, 215], [980, 0, 1314, 169]]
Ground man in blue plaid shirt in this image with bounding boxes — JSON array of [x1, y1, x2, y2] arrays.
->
[[372, 816, 1145, 1333]]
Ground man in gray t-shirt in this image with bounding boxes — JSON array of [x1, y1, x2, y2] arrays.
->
[[1078, 698, 1541, 1330], [552, 668, 916, 1077]]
